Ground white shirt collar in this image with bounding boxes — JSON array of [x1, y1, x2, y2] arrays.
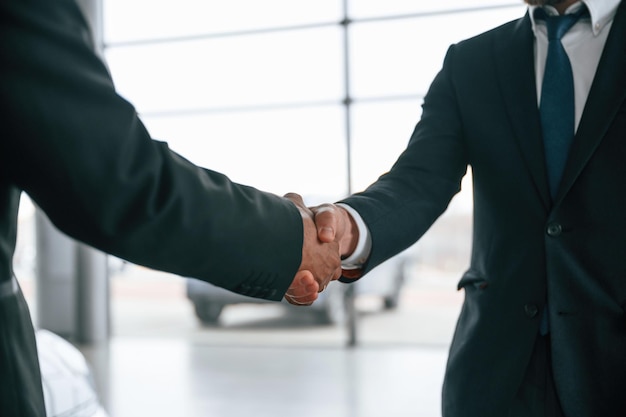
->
[[528, 0, 621, 36]]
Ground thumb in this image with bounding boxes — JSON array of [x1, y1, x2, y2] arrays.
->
[[295, 269, 318, 290], [313, 204, 338, 243]]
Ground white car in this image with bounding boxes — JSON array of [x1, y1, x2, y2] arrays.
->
[[36, 330, 109, 417], [186, 253, 410, 325]]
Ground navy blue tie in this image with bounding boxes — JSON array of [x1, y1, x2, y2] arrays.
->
[[538, 7, 588, 198], [536, 7, 587, 335]]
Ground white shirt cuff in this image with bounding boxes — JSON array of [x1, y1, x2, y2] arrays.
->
[[336, 203, 372, 270]]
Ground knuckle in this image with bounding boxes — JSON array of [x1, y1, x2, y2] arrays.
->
[[314, 204, 336, 216]]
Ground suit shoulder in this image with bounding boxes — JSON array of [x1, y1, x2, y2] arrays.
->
[[454, 15, 528, 52], [436, 15, 529, 70]]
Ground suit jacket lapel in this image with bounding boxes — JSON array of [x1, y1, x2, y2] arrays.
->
[[495, 12, 552, 211], [555, 1, 626, 204]]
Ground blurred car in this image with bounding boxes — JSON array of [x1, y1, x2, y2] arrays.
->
[[186, 252, 410, 325], [36, 330, 109, 417]]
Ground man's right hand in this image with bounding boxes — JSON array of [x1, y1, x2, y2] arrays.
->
[[311, 201, 365, 280], [310, 202, 359, 258]]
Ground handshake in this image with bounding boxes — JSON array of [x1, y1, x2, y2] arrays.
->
[[282, 193, 360, 306]]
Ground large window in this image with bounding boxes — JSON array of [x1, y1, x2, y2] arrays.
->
[[103, 1, 526, 345], [104, 1, 524, 198]]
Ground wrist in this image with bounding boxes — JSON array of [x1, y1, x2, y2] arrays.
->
[[335, 203, 371, 269], [338, 206, 358, 258]]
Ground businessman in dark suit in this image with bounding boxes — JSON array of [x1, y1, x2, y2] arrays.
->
[[0, 0, 342, 416], [294, 0, 626, 415]]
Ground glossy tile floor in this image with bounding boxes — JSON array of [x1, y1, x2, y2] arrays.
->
[[73, 262, 463, 417], [84, 340, 448, 417], [16, 194, 472, 417]]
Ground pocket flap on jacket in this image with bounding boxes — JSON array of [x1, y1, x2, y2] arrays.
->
[[457, 270, 488, 290]]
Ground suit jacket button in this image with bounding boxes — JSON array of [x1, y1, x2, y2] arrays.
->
[[524, 304, 538, 318], [546, 222, 562, 237]]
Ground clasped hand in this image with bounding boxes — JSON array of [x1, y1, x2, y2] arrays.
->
[[283, 193, 357, 306]]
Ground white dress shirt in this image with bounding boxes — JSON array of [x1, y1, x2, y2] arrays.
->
[[530, 0, 619, 130], [342, 0, 620, 270]]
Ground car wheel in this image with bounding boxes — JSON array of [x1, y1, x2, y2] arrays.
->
[[193, 301, 223, 325], [383, 266, 405, 310], [383, 292, 400, 310]]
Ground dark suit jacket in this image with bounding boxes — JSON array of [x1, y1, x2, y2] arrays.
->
[[342, 4, 626, 417], [0, 0, 304, 415]]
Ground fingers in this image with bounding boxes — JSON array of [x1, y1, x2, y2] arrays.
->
[[283, 193, 363, 305], [284, 269, 337, 306], [284, 193, 307, 211], [285, 193, 342, 296], [285, 270, 319, 306], [284, 292, 317, 306], [284, 194, 340, 245], [313, 204, 358, 260]]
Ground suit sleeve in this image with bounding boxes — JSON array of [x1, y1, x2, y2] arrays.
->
[[0, 0, 302, 301], [341, 45, 468, 274]]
